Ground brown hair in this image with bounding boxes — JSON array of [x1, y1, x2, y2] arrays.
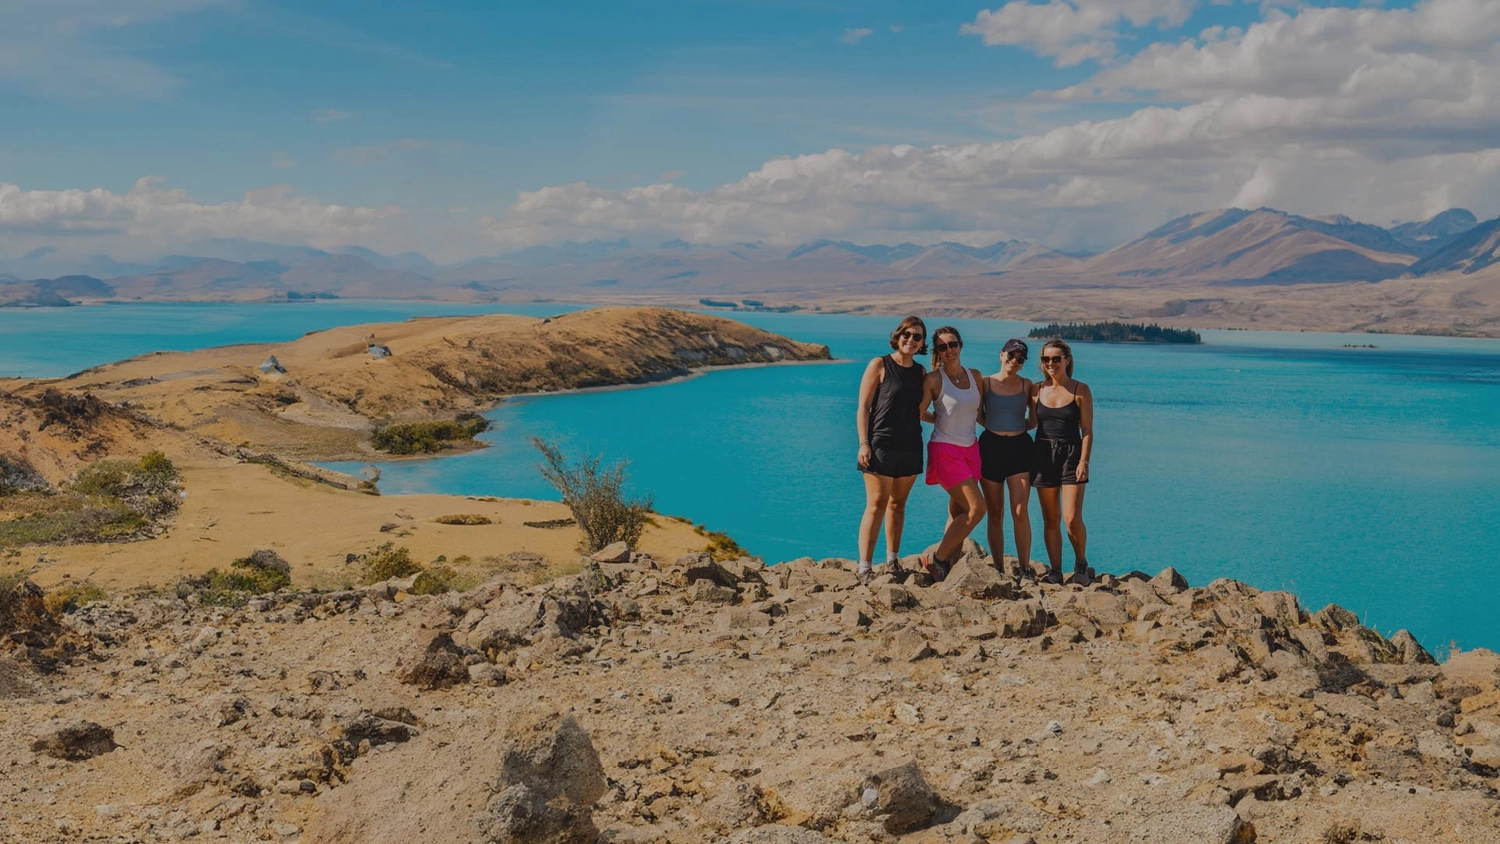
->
[[888, 316, 929, 355], [1041, 339, 1075, 379], [931, 325, 963, 370]]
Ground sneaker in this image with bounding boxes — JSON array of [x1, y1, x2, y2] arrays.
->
[[922, 552, 950, 583], [856, 561, 874, 585]]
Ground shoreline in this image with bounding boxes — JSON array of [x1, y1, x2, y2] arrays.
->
[[8, 295, 1500, 341]]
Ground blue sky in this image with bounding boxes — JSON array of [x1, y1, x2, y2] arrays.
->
[[4, 0, 1495, 261]]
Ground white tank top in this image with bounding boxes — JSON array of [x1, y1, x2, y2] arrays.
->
[[932, 366, 980, 447]]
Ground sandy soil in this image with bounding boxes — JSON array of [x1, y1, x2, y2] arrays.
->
[[8, 451, 710, 594]]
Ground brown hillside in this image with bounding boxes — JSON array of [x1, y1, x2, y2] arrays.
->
[[11, 307, 831, 460]]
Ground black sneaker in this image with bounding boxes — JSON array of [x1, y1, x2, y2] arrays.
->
[[922, 552, 950, 583]]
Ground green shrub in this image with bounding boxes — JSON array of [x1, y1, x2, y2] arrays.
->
[[371, 414, 490, 455], [533, 438, 653, 553], [177, 549, 292, 607], [695, 525, 748, 561], [411, 565, 460, 595], [359, 542, 422, 583], [42, 580, 110, 617]]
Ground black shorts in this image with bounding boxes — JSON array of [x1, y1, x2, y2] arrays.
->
[[1032, 438, 1087, 488], [859, 443, 922, 478], [979, 430, 1033, 483]]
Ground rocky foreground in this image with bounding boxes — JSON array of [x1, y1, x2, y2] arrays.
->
[[4, 549, 1499, 844]]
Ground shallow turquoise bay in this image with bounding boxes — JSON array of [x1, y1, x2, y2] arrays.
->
[[4, 303, 1497, 652]]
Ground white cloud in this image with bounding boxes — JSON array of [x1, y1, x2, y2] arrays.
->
[[311, 108, 352, 123], [961, 0, 1198, 66], [0, 178, 398, 247], [478, 0, 1500, 251], [841, 27, 874, 45], [270, 152, 296, 170], [0, 0, 226, 98], [331, 139, 465, 164]]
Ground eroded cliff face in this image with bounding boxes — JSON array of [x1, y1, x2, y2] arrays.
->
[[4, 551, 1497, 844]]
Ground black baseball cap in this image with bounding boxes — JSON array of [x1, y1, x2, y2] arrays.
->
[[1001, 338, 1029, 358]]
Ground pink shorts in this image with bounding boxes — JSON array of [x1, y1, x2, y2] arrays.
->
[[925, 440, 981, 489]]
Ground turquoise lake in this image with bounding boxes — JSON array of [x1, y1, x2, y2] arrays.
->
[[4, 302, 1498, 653]]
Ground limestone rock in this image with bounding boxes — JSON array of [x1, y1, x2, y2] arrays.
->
[[861, 760, 939, 833], [1149, 567, 1189, 593], [718, 607, 772, 633], [396, 630, 470, 690], [31, 720, 118, 761], [590, 542, 632, 563], [1311, 603, 1360, 634], [1390, 629, 1437, 665], [727, 825, 837, 844], [687, 580, 738, 605], [478, 715, 608, 844], [878, 584, 915, 611], [940, 558, 1016, 600], [1127, 805, 1253, 844]]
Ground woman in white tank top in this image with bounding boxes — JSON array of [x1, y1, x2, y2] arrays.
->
[[918, 326, 987, 581]]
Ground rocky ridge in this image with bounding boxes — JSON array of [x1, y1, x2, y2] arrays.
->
[[3, 548, 1498, 843]]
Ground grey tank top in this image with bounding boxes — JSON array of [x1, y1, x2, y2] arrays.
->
[[984, 379, 1028, 434]]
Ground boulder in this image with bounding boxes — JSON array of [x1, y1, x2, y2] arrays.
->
[[1149, 567, 1189, 593], [1442, 649, 1500, 692], [1390, 630, 1437, 665], [478, 715, 608, 844], [993, 599, 1048, 638], [1127, 805, 1254, 844], [678, 553, 739, 588], [1311, 604, 1360, 634], [728, 826, 837, 844], [396, 631, 470, 690], [30, 720, 118, 761], [687, 581, 739, 605], [718, 607, 772, 633], [877, 585, 916, 611], [861, 761, 939, 833], [940, 558, 1015, 600], [590, 542, 632, 563]]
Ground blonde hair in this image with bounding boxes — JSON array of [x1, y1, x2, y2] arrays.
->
[[1041, 339, 1075, 379]]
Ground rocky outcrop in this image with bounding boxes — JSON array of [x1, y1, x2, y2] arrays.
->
[[0, 554, 1496, 844]]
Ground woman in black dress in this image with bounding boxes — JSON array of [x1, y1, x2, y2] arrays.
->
[[1033, 339, 1094, 584], [855, 316, 928, 580]]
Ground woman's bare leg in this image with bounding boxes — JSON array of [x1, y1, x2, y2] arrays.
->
[[883, 475, 919, 558], [859, 473, 894, 563], [1006, 472, 1033, 571], [1037, 486, 1063, 573], [1061, 483, 1087, 569], [980, 477, 1008, 567], [935, 479, 986, 561]]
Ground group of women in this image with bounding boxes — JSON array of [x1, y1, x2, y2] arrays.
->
[[855, 316, 1094, 584]]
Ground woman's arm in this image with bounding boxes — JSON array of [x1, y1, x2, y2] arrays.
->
[[1076, 382, 1093, 482], [855, 358, 882, 468], [1024, 378, 1037, 431], [919, 371, 939, 424], [976, 372, 988, 427]]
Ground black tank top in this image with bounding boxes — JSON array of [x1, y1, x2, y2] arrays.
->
[[1035, 392, 1082, 442], [869, 354, 924, 449]]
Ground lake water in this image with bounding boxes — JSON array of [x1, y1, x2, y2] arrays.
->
[[4, 303, 1498, 653]]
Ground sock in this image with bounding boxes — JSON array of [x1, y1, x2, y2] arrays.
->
[[857, 560, 873, 574], [885, 551, 899, 564]]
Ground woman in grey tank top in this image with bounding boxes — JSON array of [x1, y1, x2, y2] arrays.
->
[[978, 338, 1036, 577]]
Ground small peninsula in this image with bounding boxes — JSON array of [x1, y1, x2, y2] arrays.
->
[[1029, 321, 1203, 344]]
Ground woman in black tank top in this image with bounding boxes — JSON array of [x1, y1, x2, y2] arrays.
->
[[1033, 339, 1094, 585], [855, 316, 928, 579]]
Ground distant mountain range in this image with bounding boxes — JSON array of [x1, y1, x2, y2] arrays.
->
[[3, 207, 1497, 313]]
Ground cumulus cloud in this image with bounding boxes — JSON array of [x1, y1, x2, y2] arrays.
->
[[961, 0, 1198, 66], [0, 0, 226, 97], [480, 0, 1500, 251], [841, 27, 874, 45], [0, 178, 398, 247]]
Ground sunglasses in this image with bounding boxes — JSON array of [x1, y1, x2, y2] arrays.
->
[[899, 330, 925, 342], [934, 340, 961, 353], [1040, 355, 1066, 364], [1005, 350, 1027, 361]]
